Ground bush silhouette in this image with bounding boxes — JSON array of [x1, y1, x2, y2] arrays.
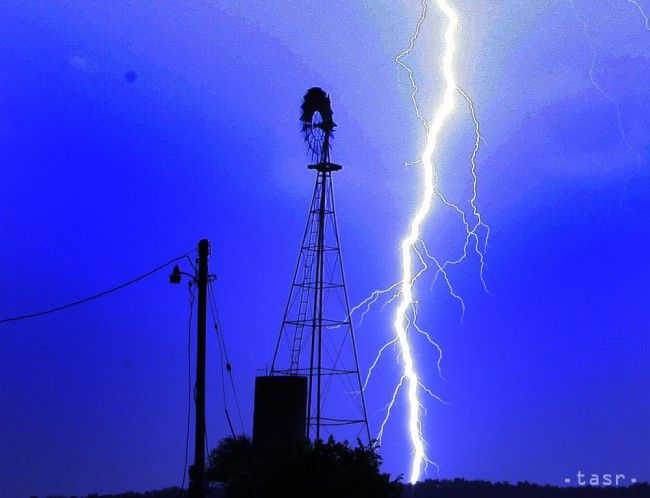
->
[[206, 435, 400, 498]]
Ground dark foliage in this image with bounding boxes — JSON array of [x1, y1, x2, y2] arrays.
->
[[40, 488, 184, 498], [206, 435, 401, 498], [37, 472, 649, 498], [406, 479, 650, 498]]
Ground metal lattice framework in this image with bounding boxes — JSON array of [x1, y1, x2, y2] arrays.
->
[[270, 88, 370, 443]]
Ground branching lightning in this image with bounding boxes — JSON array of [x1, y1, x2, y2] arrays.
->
[[628, 0, 650, 30], [396, 0, 431, 134], [349, 0, 492, 484], [568, 0, 641, 163], [568, 0, 643, 206]]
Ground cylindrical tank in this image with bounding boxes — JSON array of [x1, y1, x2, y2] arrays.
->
[[252, 375, 307, 449]]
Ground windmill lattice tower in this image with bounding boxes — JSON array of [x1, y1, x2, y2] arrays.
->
[[268, 88, 370, 444]]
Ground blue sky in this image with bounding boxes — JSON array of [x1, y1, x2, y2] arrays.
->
[[0, 1, 649, 497]]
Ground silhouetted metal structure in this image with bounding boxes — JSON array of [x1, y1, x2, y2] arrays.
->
[[269, 88, 370, 443]]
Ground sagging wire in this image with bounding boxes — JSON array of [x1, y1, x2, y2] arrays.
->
[[207, 280, 245, 437], [0, 251, 197, 325]]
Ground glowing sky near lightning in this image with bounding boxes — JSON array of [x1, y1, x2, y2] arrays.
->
[[0, 2, 649, 497]]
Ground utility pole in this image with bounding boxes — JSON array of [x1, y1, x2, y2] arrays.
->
[[189, 238, 209, 498]]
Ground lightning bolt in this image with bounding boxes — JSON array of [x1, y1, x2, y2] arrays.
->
[[357, 0, 642, 485], [350, 0, 490, 484], [393, 0, 459, 484]]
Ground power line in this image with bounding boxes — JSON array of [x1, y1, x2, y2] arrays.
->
[[0, 251, 196, 325], [208, 281, 245, 435]]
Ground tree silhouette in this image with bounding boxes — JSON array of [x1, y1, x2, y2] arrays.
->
[[206, 435, 401, 498]]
